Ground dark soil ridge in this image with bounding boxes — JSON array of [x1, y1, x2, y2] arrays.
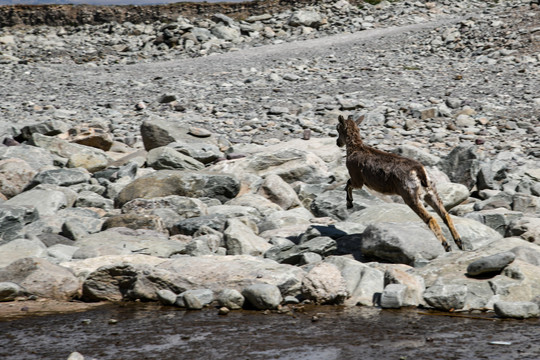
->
[[0, 0, 363, 27]]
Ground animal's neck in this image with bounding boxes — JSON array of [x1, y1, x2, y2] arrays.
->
[[345, 124, 364, 155]]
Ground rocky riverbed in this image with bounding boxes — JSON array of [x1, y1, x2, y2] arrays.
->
[[0, 0, 539, 337]]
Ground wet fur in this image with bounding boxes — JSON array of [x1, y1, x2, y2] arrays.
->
[[337, 115, 463, 252]]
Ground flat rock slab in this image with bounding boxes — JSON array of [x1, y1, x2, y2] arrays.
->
[[72, 227, 186, 259], [157, 255, 306, 297], [115, 170, 240, 207]]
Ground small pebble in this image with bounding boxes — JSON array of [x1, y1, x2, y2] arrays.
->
[[188, 127, 212, 138], [218, 307, 230, 316]]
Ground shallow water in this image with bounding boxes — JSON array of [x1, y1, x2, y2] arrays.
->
[[1, 303, 539, 360]]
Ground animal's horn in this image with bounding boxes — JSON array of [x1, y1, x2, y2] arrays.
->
[[354, 114, 365, 125]]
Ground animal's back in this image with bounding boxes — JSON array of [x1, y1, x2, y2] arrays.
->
[[346, 146, 427, 195]]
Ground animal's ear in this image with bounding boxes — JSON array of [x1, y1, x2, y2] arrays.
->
[[354, 114, 365, 125], [338, 115, 345, 124]]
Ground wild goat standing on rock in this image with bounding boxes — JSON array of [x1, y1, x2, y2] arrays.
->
[[336, 115, 463, 252]]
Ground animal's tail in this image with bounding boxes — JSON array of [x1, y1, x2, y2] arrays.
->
[[418, 165, 430, 188]]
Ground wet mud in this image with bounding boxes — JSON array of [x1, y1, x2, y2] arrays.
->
[[1, 303, 539, 360]]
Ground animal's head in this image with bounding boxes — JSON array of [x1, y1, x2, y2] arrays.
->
[[336, 114, 364, 147]]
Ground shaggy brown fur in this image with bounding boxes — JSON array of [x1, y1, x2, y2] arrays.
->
[[336, 115, 463, 252]]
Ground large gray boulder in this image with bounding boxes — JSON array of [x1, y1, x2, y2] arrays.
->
[[0, 144, 55, 171], [494, 301, 540, 319], [298, 236, 337, 257], [233, 138, 342, 164], [75, 191, 114, 211], [0, 205, 38, 242], [413, 237, 540, 310], [477, 158, 508, 190], [380, 284, 408, 309], [32, 133, 112, 173], [325, 256, 384, 306], [121, 195, 208, 231], [20, 119, 70, 140], [0, 257, 80, 300], [512, 193, 539, 215], [361, 222, 445, 265], [28, 168, 91, 189], [156, 289, 177, 305], [258, 207, 313, 233], [310, 188, 381, 220], [348, 203, 501, 251], [210, 148, 331, 184], [173, 214, 229, 236], [177, 289, 215, 309], [510, 245, 540, 266], [301, 262, 348, 305], [42, 207, 103, 241], [155, 255, 305, 297], [46, 243, 80, 263], [116, 170, 240, 207], [465, 208, 523, 236], [80, 256, 295, 302], [211, 24, 241, 41], [257, 174, 302, 210], [0, 158, 36, 198], [424, 284, 467, 311], [490, 260, 540, 304], [0, 238, 47, 268], [266, 236, 336, 265], [226, 194, 282, 217], [5, 188, 68, 216], [383, 265, 426, 307], [207, 205, 261, 222], [0, 282, 24, 301], [438, 144, 481, 190], [288, 10, 325, 28], [61, 254, 167, 281], [217, 288, 245, 310], [82, 263, 139, 302], [140, 117, 222, 152], [170, 142, 223, 165], [101, 213, 167, 234], [223, 218, 271, 256], [146, 146, 205, 171], [507, 216, 540, 243], [242, 283, 282, 310], [393, 145, 441, 167], [435, 182, 469, 210]]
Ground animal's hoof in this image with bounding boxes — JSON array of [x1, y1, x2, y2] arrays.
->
[[443, 243, 452, 252], [346, 202, 353, 209], [455, 238, 464, 250]]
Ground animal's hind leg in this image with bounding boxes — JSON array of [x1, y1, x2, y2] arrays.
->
[[425, 191, 464, 250], [345, 179, 354, 209], [403, 195, 452, 252]]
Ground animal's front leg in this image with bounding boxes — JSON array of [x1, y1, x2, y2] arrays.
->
[[345, 179, 354, 209]]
